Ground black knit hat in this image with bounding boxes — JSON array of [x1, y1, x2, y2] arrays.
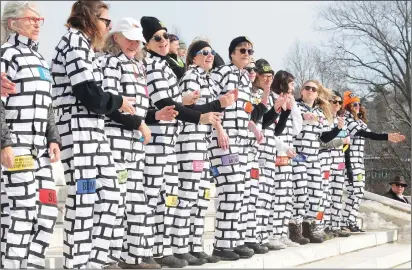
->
[[255, 59, 274, 75], [228, 36, 253, 60], [188, 41, 211, 60], [140, 16, 168, 42]]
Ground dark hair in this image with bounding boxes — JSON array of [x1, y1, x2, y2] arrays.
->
[[332, 90, 342, 99], [65, 0, 109, 49], [345, 103, 368, 123], [169, 34, 179, 42], [271, 70, 295, 94]]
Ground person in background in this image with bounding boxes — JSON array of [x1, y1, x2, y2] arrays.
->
[[383, 176, 410, 204], [166, 34, 185, 80], [178, 39, 187, 61], [1, 1, 61, 268]]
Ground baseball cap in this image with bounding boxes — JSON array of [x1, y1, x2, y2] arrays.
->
[[112, 17, 145, 42]]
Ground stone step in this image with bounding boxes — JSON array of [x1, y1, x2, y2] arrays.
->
[[298, 243, 411, 268], [393, 261, 412, 269]]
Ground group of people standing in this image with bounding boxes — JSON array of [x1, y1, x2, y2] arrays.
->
[[0, 1, 406, 269]]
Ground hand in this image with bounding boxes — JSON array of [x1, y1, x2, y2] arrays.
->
[[138, 122, 152, 145], [219, 91, 236, 108], [49, 143, 60, 163], [337, 117, 345, 129], [215, 124, 230, 150], [286, 148, 297, 158], [155, 105, 179, 121], [248, 121, 265, 144], [303, 112, 316, 121], [347, 169, 354, 183], [120, 96, 136, 115], [1, 146, 14, 168], [274, 93, 287, 111], [343, 136, 351, 145], [182, 90, 201, 105], [1, 73, 16, 97], [388, 133, 406, 143], [199, 112, 222, 125]]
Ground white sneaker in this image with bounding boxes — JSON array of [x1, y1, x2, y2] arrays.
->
[[280, 236, 300, 247], [269, 238, 287, 249]]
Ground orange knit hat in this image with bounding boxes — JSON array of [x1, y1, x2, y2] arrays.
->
[[343, 91, 360, 108]]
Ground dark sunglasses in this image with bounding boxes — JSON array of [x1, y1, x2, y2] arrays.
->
[[237, 48, 254, 55], [353, 102, 361, 107], [99, 17, 111, 28], [152, 32, 169, 42], [330, 100, 343, 105], [196, 49, 216, 56], [303, 85, 318, 92], [395, 183, 406, 187], [245, 67, 257, 73]]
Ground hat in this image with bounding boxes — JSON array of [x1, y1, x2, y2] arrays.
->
[[179, 40, 187, 50], [112, 17, 145, 42], [169, 34, 179, 42], [389, 176, 408, 187], [187, 40, 211, 61], [140, 16, 167, 42], [343, 91, 360, 108], [255, 58, 274, 75], [228, 36, 253, 60]]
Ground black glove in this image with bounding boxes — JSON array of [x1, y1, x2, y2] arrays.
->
[[346, 169, 354, 184]]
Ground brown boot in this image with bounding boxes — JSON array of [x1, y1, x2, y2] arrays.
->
[[302, 220, 324, 243], [288, 221, 310, 245]]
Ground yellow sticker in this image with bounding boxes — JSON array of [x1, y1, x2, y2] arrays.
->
[[165, 195, 178, 207], [357, 174, 363, 181], [342, 145, 349, 152], [159, 21, 166, 28], [204, 189, 211, 200], [118, 170, 128, 184], [8, 155, 35, 171]]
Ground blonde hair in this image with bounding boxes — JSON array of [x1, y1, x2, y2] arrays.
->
[[102, 32, 143, 61], [1, 1, 39, 44], [303, 80, 333, 124]]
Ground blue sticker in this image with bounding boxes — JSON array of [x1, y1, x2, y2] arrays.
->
[[138, 136, 145, 142], [76, 179, 96, 194], [210, 166, 219, 177], [37, 67, 52, 82], [337, 130, 347, 138]]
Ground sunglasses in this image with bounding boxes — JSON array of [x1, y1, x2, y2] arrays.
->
[[395, 183, 406, 187], [330, 100, 343, 105], [236, 48, 254, 55], [196, 49, 216, 56], [245, 67, 257, 73], [303, 85, 318, 92], [261, 74, 274, 80], [353, 102, 361, 107], [152, 32, 169, 42], [99, 17, 111, 28]]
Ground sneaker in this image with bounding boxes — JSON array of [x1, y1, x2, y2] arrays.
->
[[212, 248, 240, 261], [332, 229, 350, 237], [245, 242, 269, 254], [153, 255, 188, 268], [280, 236, 300, 247], [104, 263, 121, 269], [302, 220, 324, 243], [268, 238, 287, 250], [174, 253, 206, 266], [233, 245, 254, 258], [118, 257, 161, 269], [288, 222, 310, 245], [261, 242, 279, 251], [190, 251, 220, 263]]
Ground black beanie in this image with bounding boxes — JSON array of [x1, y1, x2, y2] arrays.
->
[[255, 59, 274, 75], [140, 16, 168, 42], [228, 36, 253, 60], [188, 41, 211, 61]]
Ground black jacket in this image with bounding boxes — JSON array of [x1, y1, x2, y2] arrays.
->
[[166, 53, 186, 80], [383, 189, 410, 204]]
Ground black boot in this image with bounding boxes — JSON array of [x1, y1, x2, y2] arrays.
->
[[288, 222, 310, 245], [190, 251, 220, 263], [118, 257, 161, 269], [153, 255, 188, 268], [233, 245, 254, 259], [245, 242, 269, 254], [332, 229, 350, 237], [174, 253, 206, 266], [212, 248, 240, 261], [302, 220, 324, 243]]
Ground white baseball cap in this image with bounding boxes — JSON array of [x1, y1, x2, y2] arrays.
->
[[112, 17, 145, 42]]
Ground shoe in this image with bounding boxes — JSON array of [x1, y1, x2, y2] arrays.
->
[[261, 242, 279, 251], [347, 224, 366, 233], [174, 253, 206, 266], [118, 257, 161, 269], [302, 220, 324, 243], [268, 238, 287, 250], [332, 229, 350, 237], [288, 222, 310, 245], [233, 245, 254, 258], [324, 228, 336, 240], [245, 242, 269, 254], [280, 236, 300, 247], [104, 263, 121, 269], [190, 251, 220, 263], [212, 248, 240, 261], [153, 255, 188, 268]]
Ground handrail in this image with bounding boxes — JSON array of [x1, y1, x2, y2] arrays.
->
[[363, 191, 411, 213]]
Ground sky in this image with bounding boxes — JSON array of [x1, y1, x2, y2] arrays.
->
[[1, 1, 331, 71]]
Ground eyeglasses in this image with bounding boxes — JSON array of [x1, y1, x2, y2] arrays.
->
[[196, 49, 216, 56], [12, 16, 44, 26], [245, 67, 257, 73], [99, 17, 111, 28], [330, 100, 343, 105], [152, 32, 169, 42], [395, 184, 406, 188], [236, 48, 254, 55], [303, 85, 318, 92], [353, 102, 361, 107], [261, 74, 273, 80]]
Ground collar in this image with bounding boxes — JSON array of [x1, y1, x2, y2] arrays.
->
[[68, 28, 91, 47], [189, 65, 208, 76], [147, 50, 167, 61], [7, 33, 39, 51]]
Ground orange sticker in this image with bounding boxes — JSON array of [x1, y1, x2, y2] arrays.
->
[[250, 168, 260, 179], [275, 156, 290, 166], [39, 189, 57, 205], [316, 211, 324, 220], [323, 171, 330, 180], [244, 102, 253, 113]]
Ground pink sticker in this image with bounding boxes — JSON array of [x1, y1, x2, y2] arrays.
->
[[144, 86, 149, 97], [337, 162, 345, 170], [193, 160, 204, 172]]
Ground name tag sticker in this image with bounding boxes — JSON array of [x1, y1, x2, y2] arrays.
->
[[244, 102, 253, 113], [118, 170, 128, 184], [8, 155, 35, 172], [323, 171, 330, 180], [250, 168, 259, 179], [275, 156, 290, 166], [166, 195, 178, 207], [37, 67, 52, 82], [76, 179, 96, 194], [221, 153, 239, 166], [144, 86, 149, 97], [210, 166, 219, 177], [204, 189, 211, 200], [138, 136, 145, 142], [338, 162, 345, 170], [316, 211, 324, 220], [337, 130, 347, 138], [192, 160, 204, 172], [357, 174, 363, 181], [39, 189, 57, 205]]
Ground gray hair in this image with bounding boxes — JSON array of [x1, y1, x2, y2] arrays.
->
[[102, 32, 144, 61], [1, 1, 39, 44], [192, 36, 211, 44]]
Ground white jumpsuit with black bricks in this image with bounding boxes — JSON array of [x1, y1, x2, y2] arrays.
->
[[209, 64, 254, 250], [0, 33, 58, 269], [143, 52, 182, 258], [172, 65, 219, 255], [51, 28, 120, 268], [292, 101, 330, 224], [98, 53, 151, 265], [341, 111, 368, 227]]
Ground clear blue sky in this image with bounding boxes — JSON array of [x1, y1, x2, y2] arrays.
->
[[1, 1, 331, 71]]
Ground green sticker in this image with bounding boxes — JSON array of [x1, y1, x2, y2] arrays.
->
[[357, 174, 363, 181], [159, 21, 166, 28], [262, 65, 272, 72], [118, 170, 128, 184]]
